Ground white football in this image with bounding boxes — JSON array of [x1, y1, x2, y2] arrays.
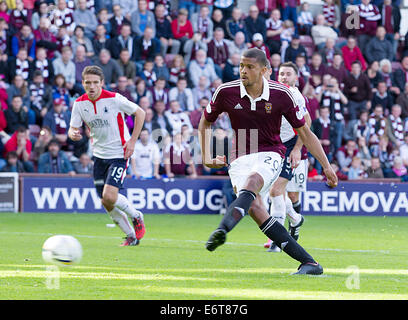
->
[[42, 235, 82, 266]]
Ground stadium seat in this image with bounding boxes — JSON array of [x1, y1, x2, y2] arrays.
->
[[29, 124, 41, 138]]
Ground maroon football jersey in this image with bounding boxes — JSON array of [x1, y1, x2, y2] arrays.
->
[[204, 78, 305, 162]]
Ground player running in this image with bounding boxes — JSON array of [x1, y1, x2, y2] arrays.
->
[[198, 48, 338, 275], [264, 62, 310, 252], [68, 66, 146, 247]]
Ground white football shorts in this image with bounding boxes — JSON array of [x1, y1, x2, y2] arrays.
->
[[286, 159, 308, 193]]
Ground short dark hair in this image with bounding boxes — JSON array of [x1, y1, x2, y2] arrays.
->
[[82, 65, 104, 82], [279, 61, 299, 75], [242, 48, 268, 67]]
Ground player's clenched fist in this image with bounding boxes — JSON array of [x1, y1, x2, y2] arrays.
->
[[68, 127, 82, 141]]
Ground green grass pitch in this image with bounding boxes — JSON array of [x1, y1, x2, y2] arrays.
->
[[0, 212, 407, 300]]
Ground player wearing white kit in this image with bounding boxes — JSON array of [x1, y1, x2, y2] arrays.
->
[[68, 66, 146, 247], [264, 61, 311, 252]]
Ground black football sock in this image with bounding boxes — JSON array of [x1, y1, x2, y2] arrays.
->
[[218, 189, 256, 232], [260, 216, 315, 264], [292, 201, 302, 214]]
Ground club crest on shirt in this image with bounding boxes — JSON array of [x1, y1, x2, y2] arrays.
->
[[104, 106, 108, 113], [265, 103, 272, 114]]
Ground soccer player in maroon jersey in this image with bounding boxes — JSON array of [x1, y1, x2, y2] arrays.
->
[[198, 48, 338, 275]]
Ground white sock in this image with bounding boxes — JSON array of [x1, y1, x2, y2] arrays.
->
[[285, 196, 302, 227], [114, 193, 143, 221], [107, 207, 136, 238], [270, 195, 286, 226]]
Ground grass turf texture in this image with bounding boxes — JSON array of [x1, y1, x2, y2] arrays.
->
[[0, 213, 407, 300]]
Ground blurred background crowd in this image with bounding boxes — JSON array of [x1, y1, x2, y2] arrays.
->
[[0, 0, 407, 182]]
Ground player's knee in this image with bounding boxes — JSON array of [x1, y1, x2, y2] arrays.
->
[[101, 193, 116, 208], [243, 173, 264, 192], [270, 181, 286, 197], [287, 192, 299, 203]]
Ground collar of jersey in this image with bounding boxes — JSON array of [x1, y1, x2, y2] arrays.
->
[[239, 77, 270, 105]]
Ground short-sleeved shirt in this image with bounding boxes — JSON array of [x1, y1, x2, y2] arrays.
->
[[132, 140, 161, 177], [204, 78, 305, 162], [70, 89, 141, 159]]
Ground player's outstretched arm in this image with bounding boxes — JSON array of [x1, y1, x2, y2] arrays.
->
[[296, 124, 338, 188], [198, 114, 227, 169]]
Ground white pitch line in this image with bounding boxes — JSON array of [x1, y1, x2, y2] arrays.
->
[[0, 231, 391, 254]]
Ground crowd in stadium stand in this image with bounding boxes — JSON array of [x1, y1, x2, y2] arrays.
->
[[0, 0, 407, 182]]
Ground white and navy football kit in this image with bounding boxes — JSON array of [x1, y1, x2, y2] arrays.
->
[[70, 90, 141, 197], [279, 87, 308, 182]]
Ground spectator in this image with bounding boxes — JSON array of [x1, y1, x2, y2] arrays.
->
[[212, 8, 228, 35], [138, 60, 157, 88], [244, 5, 266, 44], [365, 60, 383, 90], [191, 4, 214, 44], [109, 4, 131, 38], [113, 75, 133, 102], [297, 2, 314, 36], [356, 135, 372, 169], [4, 96, 28, 134], [155, 4, 180, 56], [73, 45, 91, 94], [400, 134, 408, 167], [386, 104, 405, 148], [311, 14, 338, 49], [9, 48, 32, 82], [364, 26, 393, 64], [265, 9, 282, 56], [343, 60, 372, 119], [214, 0, 234, 21], [169, 77, 194, 112], [52, 74, 70, 108], [188, 49, 218, 88], [391, 55, 408, 94], [28, 70, 53, 125], [371, 80, 393, 113], [341, 35, 367, 72], [94, 49, 123, 89], [379, 58, 400, 98], [0, 104, 8, 141], [134, 27, 158, 72], [96, 8, 112, 37], [33, 17, 58, 60], [117, 48, 137, 88], [165, 100, 193, 134], [227, 31, 248, 57], [108, 23, 136, 60], [163, 132, 197, 178], [73, 0, 98, 39], [192, 75, 212, 108], [377, 135, 397, 176], [269, 53, 281, 81], [318, 38, 342, 67], [168, 54, 187, 87], [183, 32, 208, 66], [344, 110, 371, 143], [225, 7, 247, 41], [207, 27, 229, 77], [71, 25, 95, 59], [322, 0, 341, 31], [356, 0, 381, 55], [50, 0, 76, 35], [189, 96, 208, 130], [368, 104, 387, 154], [10, 0, 32, 32], [130, 0, 156, 38], [396, 82, 408, 120], [295, 54, 310, 88], [320, 76, 348, 150], [153, 54, 170, 82], [281, 0, 299, 33], [285, 35, 307, 64], [0, 1, 9, 24], [151, 99, 173, 138], [171, 8, 194, 52], [366, 157, 384, 178], [130, 128, 161, 180], [6, 75, 31, 119], [32, 125, 53, 162], [32, 38, 54, 82], [249, 33, 271, 61], [73, 152, 93, 174], [42, 98, 71, 147], [391, 156, 407, 178], [311, 106, 335, 168], [92, 24, 110, 58], [325, 53, 349, 88], [222, 52, 240, 82], [309, 52, 326, 78], [0, 150, 25, 172], [3, 126, 34, 172], [348, 156, 366, 180], [52, 46, 75, 92], [146, 77, 169, 109], [31, 1, 49, 30], [336, 139, 359, 174], [37, 138, 75, 175], [55, 25, 72, 57], [142, 107, 154, 134], [378, 0, 401, 58]]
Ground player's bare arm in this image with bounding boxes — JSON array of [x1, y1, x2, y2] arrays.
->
[[123, 107, 146, 160], [289, 112, 312, 169], [295, 124, 338, 188], [198, 114, 227, 169], [68, 126, 82, 141]]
